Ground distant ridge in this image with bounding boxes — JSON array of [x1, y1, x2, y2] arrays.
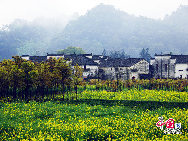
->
[[1, 4, 188, 60], [50, 4, 188, 56]]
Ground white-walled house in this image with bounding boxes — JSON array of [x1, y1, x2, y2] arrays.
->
[[92, 55, 109, 64], [21, 53, 150, 80], [21, 55, 47, 62], [21, 55, 30, 60], [175, 64, 188, 79], [22, 53, 100, 79], [81, 65, 99, 78], [64, 54, 99, 79], [129, 59, 149, 79], [21, 53, 187, 80], [46, 53, 64, 60], [150, 54, 188, 79], [99, 58, 149, 80]]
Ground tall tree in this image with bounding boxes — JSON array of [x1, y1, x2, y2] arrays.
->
[[102, 49, 107, 56], [20, 60, 36, 100], [54, 58, 72, 100], [139, 48, 151, 62], [73, 64, 83, 99], [120, 50, 130, 59]]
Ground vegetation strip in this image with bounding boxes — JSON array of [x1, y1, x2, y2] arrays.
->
[[0, 101, 187, 140]]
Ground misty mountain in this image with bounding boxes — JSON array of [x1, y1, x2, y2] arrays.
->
[[0, 4, 188, 60], [50, 4, 188, 56], [164, 5, 188, 31], [0, 15, 75, 60]]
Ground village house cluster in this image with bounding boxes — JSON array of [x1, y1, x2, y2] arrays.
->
[[21, 53, 188, 80]]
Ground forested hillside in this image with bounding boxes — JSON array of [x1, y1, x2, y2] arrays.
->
[[52, 4, 188, 56], [0, 18, 68, 60], [0, 4, 188, 60]]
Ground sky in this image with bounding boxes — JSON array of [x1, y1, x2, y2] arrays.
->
[[0, 0, 188, 26]]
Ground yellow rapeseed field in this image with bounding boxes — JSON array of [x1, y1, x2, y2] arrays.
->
[[0, 99, 187, 140], [80, 89, 188, 102]]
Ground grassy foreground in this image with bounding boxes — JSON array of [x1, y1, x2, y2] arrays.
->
[[0, 100, 188, 140]]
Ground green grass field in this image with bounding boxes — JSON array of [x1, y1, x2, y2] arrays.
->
[[0, 89, 188, 140]]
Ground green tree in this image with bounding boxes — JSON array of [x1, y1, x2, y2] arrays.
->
[[139, 48, 151, 62], [9, 65, 23, 99], [53, 57, 72, 100], [0, 56, 79, 101], [0, 65, 9, 98], [73, 64, 83, 99], [33, 62, 52, 99], [102, 49, 107, 56], [57, 47, 85, 55], [20, 60, 36, 100], [0, 57, 25, 99]]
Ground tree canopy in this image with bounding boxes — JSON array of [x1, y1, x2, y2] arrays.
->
[[139, 48, 151, 62], [0, 56, 83, 101], [57, 47, 85, 55]]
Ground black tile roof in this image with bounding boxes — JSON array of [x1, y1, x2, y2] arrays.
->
[[47, 53, 64, 56], [77, 53, 92, 56], [22, 55, 29, 57], [92, 55, 102, 60], [64, 55, 98, 66], [171, 55, 188, 64], [47, 53, 92, 57], [29, 56, 47, 62], [100, 58, 144, 67], [155, 54, 172, 56], [102, 56, 109, 59]]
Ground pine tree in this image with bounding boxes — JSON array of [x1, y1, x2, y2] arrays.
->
[[102, 49, 107, 56], [139, 48, 151, 62]]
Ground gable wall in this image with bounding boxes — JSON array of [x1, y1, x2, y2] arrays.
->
[[130, 60, 149, 74], [175, 64, 188, 79], [150, 56, 176, 78]]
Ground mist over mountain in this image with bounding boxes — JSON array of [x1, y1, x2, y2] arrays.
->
[[0, 14, 75, 59], [51, 4, 188, 56], [0, 4, 188, 60]]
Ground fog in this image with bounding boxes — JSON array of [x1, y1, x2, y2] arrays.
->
[[0, 1, 188, 60], [0, 0, 188, 26]]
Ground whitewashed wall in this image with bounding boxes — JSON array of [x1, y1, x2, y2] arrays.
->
[[80, 65, 99, 77], [85, 55, 92, 59], [100, 60, 149, 80], [150, 55, 176, 78], [175, 64, 188, 79], [47, 55, 64, 60], [21, 56, 29, 60], [130, 60, 149, 74], [93, 60, 100, 64]]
